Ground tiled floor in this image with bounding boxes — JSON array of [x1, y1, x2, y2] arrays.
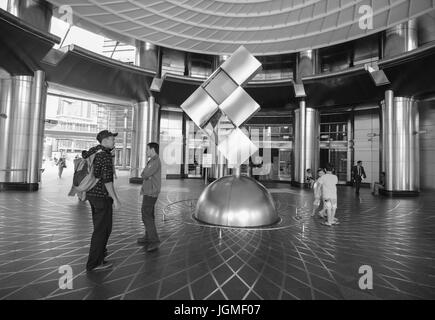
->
[[0, 166, 435, 300]]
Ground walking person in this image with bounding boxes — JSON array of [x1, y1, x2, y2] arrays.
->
[[312, 168, 326, 218], [83, 130, 121, 272], [352, 160, 367, 195], [306, 169, 315, 189], [57, 156, 66, 178], [137, 142, 162, 252], [317, 164, 339, 227]]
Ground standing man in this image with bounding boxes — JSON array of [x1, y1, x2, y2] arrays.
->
[[83, 130, 121, 272], [137, 142, 162, 252], [317, 164, 339, 227], [352, 160, 367, 195]]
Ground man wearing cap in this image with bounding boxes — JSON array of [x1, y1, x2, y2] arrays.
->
[[82, 130, 121, 272]]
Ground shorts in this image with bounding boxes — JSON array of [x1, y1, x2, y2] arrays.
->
[[323, 198, 337, 210]]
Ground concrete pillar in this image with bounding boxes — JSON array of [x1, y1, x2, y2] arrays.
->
[[7, 0, 52, 32], [380, 90, 419, 196], [130, 96, 160, 181], [384, 19, 418, 58], [293, 103, 320, 187], [0, 70, 47, 191]]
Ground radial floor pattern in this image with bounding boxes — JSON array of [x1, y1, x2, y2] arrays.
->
[[0, 169, 434, 300]]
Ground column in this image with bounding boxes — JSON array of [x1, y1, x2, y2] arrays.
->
[[296, 49, 319, 81], [0, 70, 47, 191], [384, 19, 418, 58], [122, 108, 128, 169], [7, 0, 53, 32], [380, 90, 420, 196], [129, 96, 160, 182], [293, 102, 320, 187], [417, 10, 435, 46], [135, 40, 158, 72]]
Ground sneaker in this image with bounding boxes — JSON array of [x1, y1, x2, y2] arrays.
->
[[87, 262, 113, 272], [147, 242, 160, 252]]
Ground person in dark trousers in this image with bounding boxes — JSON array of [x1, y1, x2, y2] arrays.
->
[[352, 160, 367, 195], [137, 142, 162, 252], [83, 130, 121, 272]]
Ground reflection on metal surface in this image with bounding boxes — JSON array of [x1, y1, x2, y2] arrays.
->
[[0, 75, 32, 183], [27, 70, 47, 184], [130, 97, 160, 178], [294, 106, 320, 184], [195, 176, 278, 228], [203, 70, 238, 104], [219, 86, 260, 127], [384, 19, 418, 58], [180, 46, 262, 166], [217, 128, 258, 167], [220, 46, 262, 86], [381, 91, 419, 192], [180, 87, 219, 128]]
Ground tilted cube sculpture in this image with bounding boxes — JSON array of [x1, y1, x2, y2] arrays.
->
[[181, 46, 278, 228]]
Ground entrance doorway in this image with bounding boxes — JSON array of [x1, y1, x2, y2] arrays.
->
[[319, 118, 350, 184]]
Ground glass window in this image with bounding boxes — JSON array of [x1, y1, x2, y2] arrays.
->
[[0, 0, 8, 11], [162, 48, 185, 76], [190, 53, 214, 78]]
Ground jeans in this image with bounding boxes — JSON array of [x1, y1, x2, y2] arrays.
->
[[141, 195, 159, 243], [86, 196, 113, 270]]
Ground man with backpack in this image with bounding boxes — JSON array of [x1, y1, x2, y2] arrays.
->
[[82, 130, 121, 272]]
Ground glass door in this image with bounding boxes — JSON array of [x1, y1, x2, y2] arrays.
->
[[185, 120, 210, 178], [319, 120, 349, 184]]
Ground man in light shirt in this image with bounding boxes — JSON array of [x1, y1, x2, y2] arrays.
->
[[317, 164, 339, 226]]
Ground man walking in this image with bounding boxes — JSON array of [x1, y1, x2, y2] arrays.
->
[[137, 142, 162, 252], [352, 160, 367, 195], [83, 130, 121, 272]]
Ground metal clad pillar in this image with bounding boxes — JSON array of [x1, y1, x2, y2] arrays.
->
[[135, 41, 158, 71], [293, 105, 319, 187], [7, 0, 52, 32], [27, 70, 47, 184], [130, 96, 160, 181], [384, 19, 418, 58], [381, 90, 420, 196], [0, 72, 47, 191]]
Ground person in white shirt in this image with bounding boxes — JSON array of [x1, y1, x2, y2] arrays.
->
[[312, 168, 326, 217], [316, 164, 339, 226]]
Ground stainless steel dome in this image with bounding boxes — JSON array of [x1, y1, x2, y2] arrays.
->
[[194, 176, 278, 228]]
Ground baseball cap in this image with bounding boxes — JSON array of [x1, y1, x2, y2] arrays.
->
[[96, 130, 118, 143]]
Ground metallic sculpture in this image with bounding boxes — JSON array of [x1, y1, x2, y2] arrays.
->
[[180, 46, 278, 228], [181, 46, 261, 166], [195, 175, 278, 228]]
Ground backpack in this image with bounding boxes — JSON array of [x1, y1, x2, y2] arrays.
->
[[68, 150, 102, 200], [73, 159, 89, 186]]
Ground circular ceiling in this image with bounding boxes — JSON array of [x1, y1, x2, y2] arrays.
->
[[48, 0, 435, 55]]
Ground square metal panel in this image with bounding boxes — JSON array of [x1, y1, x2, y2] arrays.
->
[[217, 128, 258, 166], [220, 46, 262, 86], [203, 69, 238, 104], [180, 87, 219, 128], [218, 87, 260, 127]]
